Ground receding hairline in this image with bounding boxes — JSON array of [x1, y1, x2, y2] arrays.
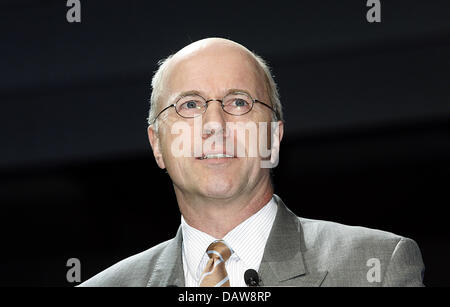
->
[[169, 38, 266, 80], [172, 37, 254, 62]]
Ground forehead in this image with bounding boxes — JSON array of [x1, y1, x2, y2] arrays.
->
[[164, 46, 267, 102]]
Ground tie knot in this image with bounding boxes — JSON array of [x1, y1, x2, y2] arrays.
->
[[206, 240, 233, 262]]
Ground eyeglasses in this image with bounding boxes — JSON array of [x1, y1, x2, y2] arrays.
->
[[151, 91, 277, 124]]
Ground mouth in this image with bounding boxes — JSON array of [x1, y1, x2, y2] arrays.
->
[[197, 153, 234, 160]]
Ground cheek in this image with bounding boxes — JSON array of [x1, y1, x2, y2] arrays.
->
[[231, 121, 272, 159], [158, 132, 185, 176], [158, 128, 198, 179], [159, 121, 194, 157]]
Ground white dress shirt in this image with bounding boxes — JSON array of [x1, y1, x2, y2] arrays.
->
[[181, 196, 278, 287]]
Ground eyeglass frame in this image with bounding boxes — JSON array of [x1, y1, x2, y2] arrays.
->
[[150, 91, 278, 125]]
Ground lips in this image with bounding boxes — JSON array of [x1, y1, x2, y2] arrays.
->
[[195, 150, 237, 160], [198, 153, 234, 160]]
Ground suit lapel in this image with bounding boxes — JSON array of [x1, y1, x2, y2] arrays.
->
[[146, 226, 185, 287], [258, 195, 328, 287]]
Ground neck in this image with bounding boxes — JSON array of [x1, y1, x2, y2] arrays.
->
[[175, 180, 273, 239]]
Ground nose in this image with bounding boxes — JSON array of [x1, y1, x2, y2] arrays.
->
[[202, 100, 228, 138]]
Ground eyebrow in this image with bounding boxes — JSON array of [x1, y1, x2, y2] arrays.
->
[[169, 90, 202, 104], [225, 88, 253, 97]]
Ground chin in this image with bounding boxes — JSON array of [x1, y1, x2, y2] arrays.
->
[[201, 182, 237, 199]]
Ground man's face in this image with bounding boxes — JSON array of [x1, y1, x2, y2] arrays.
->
[[148, 43, 282, 200]]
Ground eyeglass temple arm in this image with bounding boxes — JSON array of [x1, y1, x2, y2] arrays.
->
[[255, 100, 278, 116], [150, 104, 175, 125]]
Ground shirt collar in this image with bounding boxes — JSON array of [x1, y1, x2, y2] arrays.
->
[[181, 196, 277, 276], [223, 197, 277, 270]]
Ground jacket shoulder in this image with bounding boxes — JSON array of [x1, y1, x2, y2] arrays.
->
[[297, 216, 424, 286], [79, 239, 172, 287], [299, 216, 405, 248]]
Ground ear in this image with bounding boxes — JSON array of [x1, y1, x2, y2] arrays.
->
[[277, 120, 284, 143], [269, 120, 284, 168], [147, 125, 166, 169]]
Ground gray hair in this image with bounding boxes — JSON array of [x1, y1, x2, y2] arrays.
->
[[147, 51, 283, 131]]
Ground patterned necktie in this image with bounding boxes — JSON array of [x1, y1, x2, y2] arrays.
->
[[199, 240, 233, 287]]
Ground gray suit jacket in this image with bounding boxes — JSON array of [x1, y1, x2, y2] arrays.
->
[[80, 195, 425, 287]]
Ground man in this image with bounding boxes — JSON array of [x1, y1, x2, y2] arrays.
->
[[80, 38, 425, 287]]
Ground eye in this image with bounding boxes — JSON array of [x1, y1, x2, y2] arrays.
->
[[181, 100, 199, 109], [232, 98, 249, 107]]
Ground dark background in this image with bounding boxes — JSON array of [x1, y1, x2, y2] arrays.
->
[[0, 1, 449, 286]]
